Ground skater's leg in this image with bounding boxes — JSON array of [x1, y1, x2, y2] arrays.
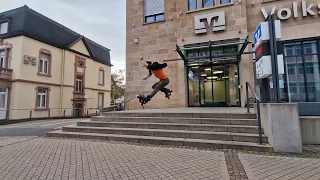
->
[[149, 78, 169, 98], [143, 78, 169, 104], [152, 82, 159, 89]]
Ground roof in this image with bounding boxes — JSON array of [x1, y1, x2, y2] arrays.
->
[[0, 5, 112, 66]]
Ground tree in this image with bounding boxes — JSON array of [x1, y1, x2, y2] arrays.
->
[[111, 69, 125, 104]]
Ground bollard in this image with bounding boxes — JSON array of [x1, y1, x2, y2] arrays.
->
[[48, 110, 50, 118], [63, 110, 66, 117], [29, 110, 32, 119], [87, 110, 89, 117], [96, 111, 98, 116]]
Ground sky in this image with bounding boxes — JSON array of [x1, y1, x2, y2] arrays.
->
[[0, 0, 126, 72]]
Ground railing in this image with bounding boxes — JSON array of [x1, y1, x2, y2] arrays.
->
[[246, 82, 263, 144], [0, 107, 104, 121], [123, 96, 139, 110], [0, 68, 13, 80]]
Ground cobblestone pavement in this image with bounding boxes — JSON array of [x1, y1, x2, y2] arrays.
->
[[0, 136, 37, 147], [0, 137, 229, 180], [0, 137, 319, 180], [239, 153, 320, 180]]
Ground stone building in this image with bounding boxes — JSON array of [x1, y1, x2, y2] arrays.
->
[[126, 0, 320, 115]]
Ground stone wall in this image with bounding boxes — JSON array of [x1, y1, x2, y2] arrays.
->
[[126, 0, 320, 109]]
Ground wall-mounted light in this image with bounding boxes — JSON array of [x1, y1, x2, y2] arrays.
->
[[132, 24, 135, 27], [134, 38, 139, 44]]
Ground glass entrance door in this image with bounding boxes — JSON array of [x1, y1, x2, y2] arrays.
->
[[188, 63, 240, 107]]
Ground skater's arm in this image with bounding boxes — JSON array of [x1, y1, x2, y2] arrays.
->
[[143, 70, 152, 80]]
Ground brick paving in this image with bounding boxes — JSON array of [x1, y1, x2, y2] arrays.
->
[[0, 136, 37, 147], [0, 137, 229, 180], [0, 137, 319, 180], [239, 153, 320, 180]]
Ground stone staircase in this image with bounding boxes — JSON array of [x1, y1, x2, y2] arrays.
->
[[47, 111, 272, 151]]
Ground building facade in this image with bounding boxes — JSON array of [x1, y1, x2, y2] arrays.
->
[[0, 6, 111, 120], [126, 0, 320, 115]]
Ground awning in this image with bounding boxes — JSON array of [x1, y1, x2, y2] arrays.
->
[[176, 36, 250, 65]]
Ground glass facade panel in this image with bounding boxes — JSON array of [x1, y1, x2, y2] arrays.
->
[[187, 63, 239, 107], [284, 40, 320, 103], [188, 66, 200, 106]]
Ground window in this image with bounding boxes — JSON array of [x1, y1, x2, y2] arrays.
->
[[284, 40, 320, 103], [98, 93, 104, 108], [0, 22, 8, 35], [289, 83, 297, 95], [188, 0, 197, 10], [37, 88, 48, 108], [75, 75, 83, 92], [99, 69, 104, 85], [203, 0, 215, 8], [144, 0, 164, 23], [287, 64, 296, 75], [39, 52, 50, 74], [0, 51, 5, 68], [220, 0, 231, 4]]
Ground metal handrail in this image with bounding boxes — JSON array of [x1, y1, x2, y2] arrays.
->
[[123, 96, 138, 110], [246, 82, 263, 144]]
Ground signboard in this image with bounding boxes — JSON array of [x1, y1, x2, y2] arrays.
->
[[253, 21, 281, 48], [256, 55, 284, 79], [261, 1, 320, 20], [194, 11, 226, 34]]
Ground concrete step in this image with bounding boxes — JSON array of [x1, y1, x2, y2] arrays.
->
[[47, 130, 272, 152], [102, 112, 257, 119], [91, 116, 259, 126], [62, 126, 268, 143], [77, 121, 263, 134]]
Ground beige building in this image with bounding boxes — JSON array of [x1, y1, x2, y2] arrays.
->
[[126, 0, 320, 115], [0, 6, 111, 120]]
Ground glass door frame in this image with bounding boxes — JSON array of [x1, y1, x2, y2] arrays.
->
[[187, 61, 241, 107]]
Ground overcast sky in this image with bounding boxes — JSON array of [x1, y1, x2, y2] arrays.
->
[[0, 0, 126, 72]]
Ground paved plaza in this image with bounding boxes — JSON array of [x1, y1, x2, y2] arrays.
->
[[0, 137, 319, 180]]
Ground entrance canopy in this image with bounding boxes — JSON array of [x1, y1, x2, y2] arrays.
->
[[176, 36, 249, 66]]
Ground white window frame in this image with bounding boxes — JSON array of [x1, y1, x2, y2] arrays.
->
[[37, 88, 47, 108], [76, 75, 83, 92], [39, 53, 49, 74], [0, 22, 8, 35]]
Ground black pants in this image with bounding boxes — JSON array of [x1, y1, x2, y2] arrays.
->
[[149, 78, 170, 98]]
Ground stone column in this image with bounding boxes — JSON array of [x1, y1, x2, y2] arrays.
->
[[260, 103, 302, 153]]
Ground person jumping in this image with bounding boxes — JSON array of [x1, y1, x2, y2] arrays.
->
[[137, 60, 172, 105]]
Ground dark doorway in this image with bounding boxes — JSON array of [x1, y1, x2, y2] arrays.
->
[[74, 103, 83, 117]]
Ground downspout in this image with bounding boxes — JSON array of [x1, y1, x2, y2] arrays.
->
[[59, 49, 66, 115]]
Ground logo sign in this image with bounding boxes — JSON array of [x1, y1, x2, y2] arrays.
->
[[194, 11, 226, 34], [23, 55, 37, 66], [261, 1, 320, 20], [253, 22, 269, 48], [253, 21, 281, 48]]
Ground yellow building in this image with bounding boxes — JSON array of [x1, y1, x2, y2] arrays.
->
[[0, 6, 111, 120]]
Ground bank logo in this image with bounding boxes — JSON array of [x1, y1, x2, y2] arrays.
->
[[194, 11, 226, 34]]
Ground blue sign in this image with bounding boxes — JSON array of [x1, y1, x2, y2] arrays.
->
[[254, 24, 262, 47]]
